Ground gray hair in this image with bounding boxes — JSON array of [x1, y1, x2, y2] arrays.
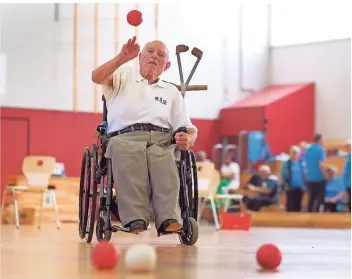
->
[[196, 151, 207, 162], [259, 164, 271, 173], [326, 165, 337, 173], [142, 40, 169, 59]]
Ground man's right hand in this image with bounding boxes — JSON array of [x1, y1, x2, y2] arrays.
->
[[91, 36, 140, 86], [118, 36, 140, 63]]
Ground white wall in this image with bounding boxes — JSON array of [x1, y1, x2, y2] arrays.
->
[[0, 3, 270, 119], [270, 39, 351, 140], [0, 4, 59, 109], [270, 3, 351, 47]]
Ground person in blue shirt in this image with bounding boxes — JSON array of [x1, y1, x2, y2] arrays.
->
[[343, 141, 351, 212], [281, 145, 306, 212], [304, 133, 327, 212], [324, 166, 345, 212]]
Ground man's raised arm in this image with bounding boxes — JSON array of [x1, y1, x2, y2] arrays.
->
[[92, 36, 140, 87]]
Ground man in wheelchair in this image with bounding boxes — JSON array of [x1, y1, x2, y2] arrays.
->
[[92, 36, 197, 235]]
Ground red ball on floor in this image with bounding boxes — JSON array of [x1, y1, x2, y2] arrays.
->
[[91, 241, 119, 270], [256, 244, 282, 270], [127, 10, 143, 26]]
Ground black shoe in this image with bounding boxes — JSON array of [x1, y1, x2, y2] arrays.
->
[[125, 219, 147, 234], [158, 219, 182, 234]]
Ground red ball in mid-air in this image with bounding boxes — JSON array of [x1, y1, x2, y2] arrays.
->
[[91, 241, 119, 270], [256, 244, 282, 270], [127, 10, 143, 27]]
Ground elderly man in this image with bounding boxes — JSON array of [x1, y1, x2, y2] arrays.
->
[[92, 37, 197, 234], [244, 165, 280, 211]]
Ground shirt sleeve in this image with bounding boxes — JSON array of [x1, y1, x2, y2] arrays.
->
[[231, 163, 240, 175], [247, 174, 259, 186], [318, 146, 326, 162], [280, 161, 288, 183], [170, 88, 198, 143], [220, 164, 226, 174], [101, 66, 131, 101]]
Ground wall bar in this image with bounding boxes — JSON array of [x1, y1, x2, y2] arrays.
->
[[73, 4, 79, 112], [94, 3, 99, 113]]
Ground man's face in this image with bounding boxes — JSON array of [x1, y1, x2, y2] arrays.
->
[[317, 137, 323, 145], [225, 156, 232, 164], [259, 169, 270, 179], [291, 150, 300, 161], [139, 41, 170, 80]]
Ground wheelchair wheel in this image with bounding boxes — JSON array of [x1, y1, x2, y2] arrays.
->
[[96, 216, 112, 242], [95, 158, 113, 242], [85, 144, 99, 243], [189, 151, 199, 220], [78, 148, 91, 239], [179, 217, 198, 246]]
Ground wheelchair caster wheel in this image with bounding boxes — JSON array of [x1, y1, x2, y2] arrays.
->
[[179, 217, 198, 246], [96, 217, 112, 242]]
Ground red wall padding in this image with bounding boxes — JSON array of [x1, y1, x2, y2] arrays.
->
[[218, 83, 315, 156], [218, 107, 265, 136], [0, 107, 218, 193], [265, 83, 315, 154]]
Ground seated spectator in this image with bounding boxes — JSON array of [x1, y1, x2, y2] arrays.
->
[[216, 154, 240, 195], [324, 166, 345, 212], [244, 165, 280, 211], [342, 140, 351, 212], [281, 145, 306, 212], [196, 151, 208, 163]]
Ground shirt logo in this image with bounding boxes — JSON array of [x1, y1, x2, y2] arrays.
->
[[155, 97, 167, 105]]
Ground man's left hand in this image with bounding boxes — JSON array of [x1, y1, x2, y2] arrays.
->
[[175, 132, 193, 150]]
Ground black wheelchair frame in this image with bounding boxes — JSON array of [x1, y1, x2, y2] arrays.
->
[[78, 96, 199, 245]]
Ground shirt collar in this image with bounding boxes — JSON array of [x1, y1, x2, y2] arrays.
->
[[135, 71, 166, 88]]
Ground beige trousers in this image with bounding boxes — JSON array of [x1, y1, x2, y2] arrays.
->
[[105, 131, 181, 229]]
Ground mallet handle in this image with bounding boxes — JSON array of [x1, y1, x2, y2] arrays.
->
[[173, 84, 208, 91]]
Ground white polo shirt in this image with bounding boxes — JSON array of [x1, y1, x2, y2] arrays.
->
[[102, 65, 197, 141]]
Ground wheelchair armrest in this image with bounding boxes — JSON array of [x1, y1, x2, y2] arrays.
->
[[96, 121, 108, 136]]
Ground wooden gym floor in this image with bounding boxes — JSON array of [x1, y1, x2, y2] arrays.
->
[[1, 223, 351, 279]]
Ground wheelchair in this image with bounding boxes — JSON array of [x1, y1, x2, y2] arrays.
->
[[78, 96, 199, 246]]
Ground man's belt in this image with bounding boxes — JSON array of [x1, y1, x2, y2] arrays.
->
[[108, 123, 171, 138]]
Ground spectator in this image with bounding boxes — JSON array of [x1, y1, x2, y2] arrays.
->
[[324, 166, 345, 212], [196, 151, 208, 163], [299, 141, 309, 160], [216, 154, 240, 195], [305, 133, 326, 212], [244, 165, 280, 211], [281, 145, 306, 212], [343, 140, 351, 212]]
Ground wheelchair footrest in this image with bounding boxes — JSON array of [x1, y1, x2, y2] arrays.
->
[[111, 225, 130, 233], [157, 229, 182, 237]]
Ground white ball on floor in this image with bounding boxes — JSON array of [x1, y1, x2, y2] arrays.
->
[[124, 244, 157, 273]]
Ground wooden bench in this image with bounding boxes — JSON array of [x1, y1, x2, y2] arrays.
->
[[251, 212, 351, 229], [2, 175, 80, 225]]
